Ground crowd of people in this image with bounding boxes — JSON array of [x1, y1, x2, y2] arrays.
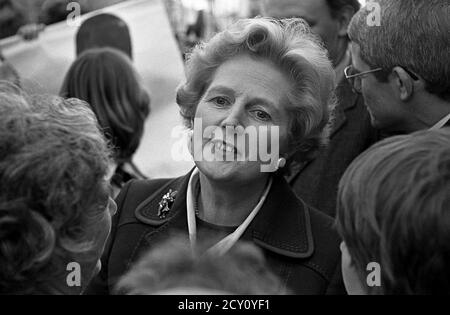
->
[[0, 0, 449, 295]]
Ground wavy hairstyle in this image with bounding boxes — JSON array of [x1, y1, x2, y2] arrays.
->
[[177, 18, 336, 160], [60, 47, 150, 163], [0, 86, 112, 294]]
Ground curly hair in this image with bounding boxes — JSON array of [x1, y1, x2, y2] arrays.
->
[[177, 18, 336, 160], [60, 47, 150, 163], [0, 86, 112, 294]]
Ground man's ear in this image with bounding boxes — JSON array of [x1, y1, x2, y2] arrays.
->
[[337, 5, 357, 37], [391, 67, 415, 102]]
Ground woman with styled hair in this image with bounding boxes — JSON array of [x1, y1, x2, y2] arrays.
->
[[0, 86, 115, 294], [88, 18, 344, 295], [60, 47, 151, 195]]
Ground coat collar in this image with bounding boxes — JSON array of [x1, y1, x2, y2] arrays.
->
[[134, 170, 314, 259], [330, 76, 359, 137], [284, 73, 361, 183], [243, 174, 314, 258]]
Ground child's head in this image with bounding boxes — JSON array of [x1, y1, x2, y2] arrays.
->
[[336, 129, 450, 295]]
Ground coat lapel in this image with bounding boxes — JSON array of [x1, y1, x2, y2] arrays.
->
[[129, 171, 192, 266], [330, 78, 359, 137], [243, 174, 314, 259], [134, 172, 190, 227], [133, 171, 314, 259]]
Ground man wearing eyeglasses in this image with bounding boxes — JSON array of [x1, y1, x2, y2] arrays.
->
[[264, 0, 378, 218], [346, 0, 450, 134]]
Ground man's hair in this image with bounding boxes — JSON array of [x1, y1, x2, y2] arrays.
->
[[0, 85, 112, 294], [349, 0, 450, 101], [60, 47, 150, 163], [336, 129, 450, 294], [117, 236, 288, 295]]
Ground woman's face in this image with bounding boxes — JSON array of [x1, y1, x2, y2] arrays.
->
[[82, 183, 117, 291], [193, 54, 292, 184]]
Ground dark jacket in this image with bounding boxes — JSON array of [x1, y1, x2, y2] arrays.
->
[[286, 78, 378, 218], [86, 171, 346, 295]]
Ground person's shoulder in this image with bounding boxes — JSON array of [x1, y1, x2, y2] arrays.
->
[[304, 205, 342, 280], [308, 206, 340, 251]]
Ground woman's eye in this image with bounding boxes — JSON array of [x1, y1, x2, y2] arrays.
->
[[253, 110, 272, 121], [210, 97, 229, 107]]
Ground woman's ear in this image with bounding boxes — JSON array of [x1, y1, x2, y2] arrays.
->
[[391, 67, 416, 102], [337, 5, 356, 37]]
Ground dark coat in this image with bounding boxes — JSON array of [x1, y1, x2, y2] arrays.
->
[[86, 171, 346, 295], [286, 78, 378, 218]]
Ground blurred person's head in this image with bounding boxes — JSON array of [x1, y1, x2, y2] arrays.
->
[[76, 13, 133, 59], [0, 85, 115, 294], [177, 18, 335, 182], [60, 47, 150, 164], [336, 129, 450, 295], [347, 0, 450, 134], [264, 0, 361, 66], [117, 236, 288, 295]]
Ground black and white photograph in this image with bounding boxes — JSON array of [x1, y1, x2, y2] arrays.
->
[[0, 0, 449, 302]]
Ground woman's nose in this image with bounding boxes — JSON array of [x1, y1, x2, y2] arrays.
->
[[220, 104, 245, 128]]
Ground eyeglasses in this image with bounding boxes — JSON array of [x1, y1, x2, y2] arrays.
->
[[344, 65, 420, 94], [344, 65, 383, 94]]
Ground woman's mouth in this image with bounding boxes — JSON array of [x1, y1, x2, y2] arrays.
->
[[212, 140, 237, 154]]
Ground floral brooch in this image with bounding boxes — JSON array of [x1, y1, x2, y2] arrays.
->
[[157, 189, 178, 219]]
